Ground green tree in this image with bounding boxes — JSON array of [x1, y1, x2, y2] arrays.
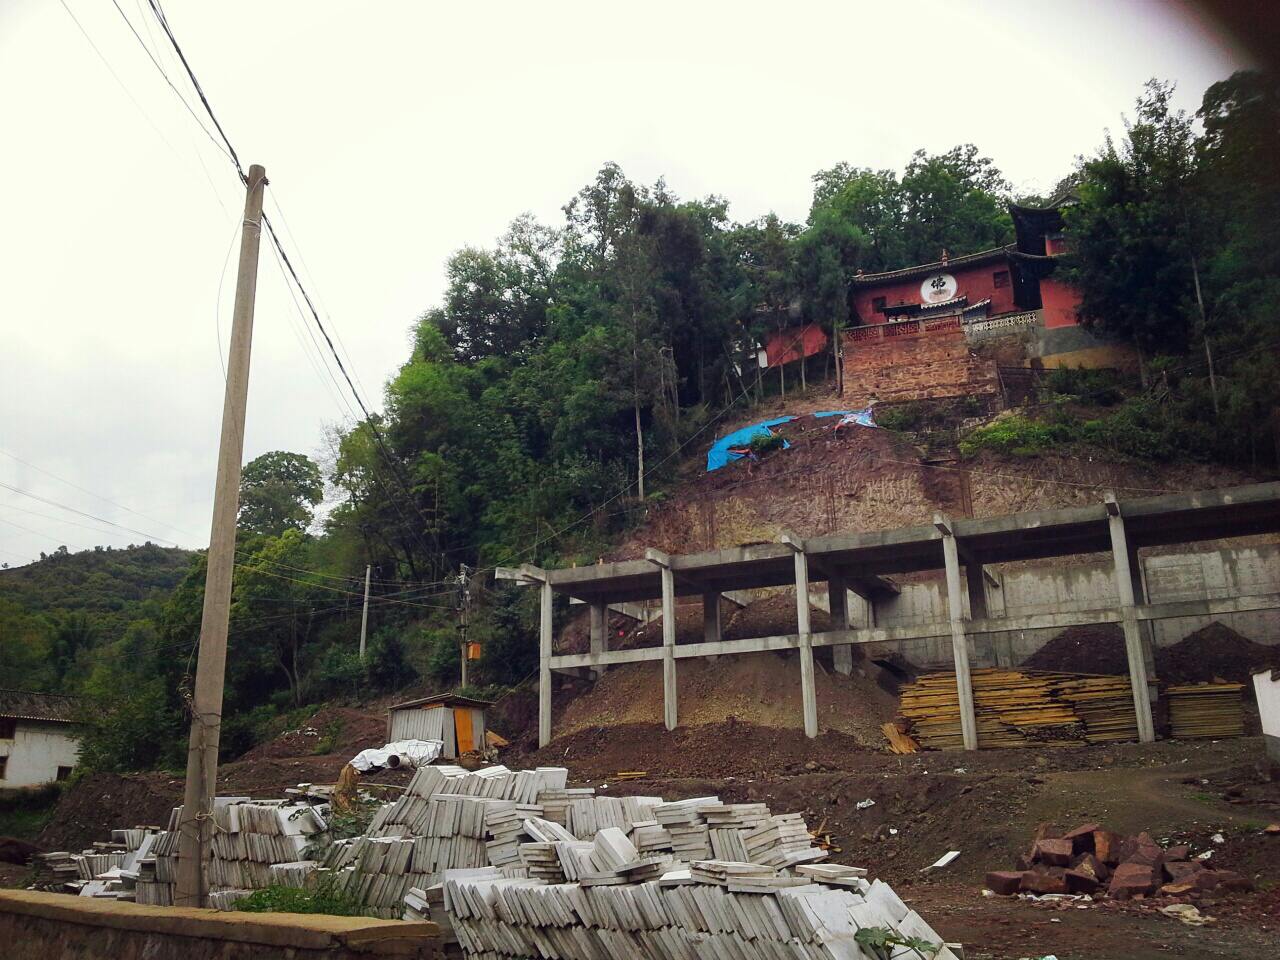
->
[[238, 451, 324, 537], [1061, 80, 1201, 353]]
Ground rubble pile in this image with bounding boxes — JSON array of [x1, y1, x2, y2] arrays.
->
[[985, 823, 1253, 901], [31, 828, 166, 902]]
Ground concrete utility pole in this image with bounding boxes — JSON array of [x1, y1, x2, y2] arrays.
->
[[457, 563, 471, 688], [176, 164, 266, 908], [359, 564, 371, 660]]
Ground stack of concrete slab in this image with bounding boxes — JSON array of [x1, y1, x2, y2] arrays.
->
[[206, 801, 327, 890], [537, 787, 595, 826], [654, 797, 718, 861], [564, 794, 663, 838], [441, 863, 958, 959]]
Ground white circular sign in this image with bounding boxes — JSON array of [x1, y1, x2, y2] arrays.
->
[[920, 273, 957, 303]]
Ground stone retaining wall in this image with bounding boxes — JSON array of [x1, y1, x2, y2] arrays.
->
[[0, 889, 442, 960]]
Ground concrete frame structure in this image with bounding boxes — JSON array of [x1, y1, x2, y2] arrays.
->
[[500, 483, 1280, 750]]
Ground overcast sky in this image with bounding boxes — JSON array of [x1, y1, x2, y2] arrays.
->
[[0, 0, 1251, 566]]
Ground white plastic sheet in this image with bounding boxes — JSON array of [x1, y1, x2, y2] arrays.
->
[[349, 738, 443, 773]]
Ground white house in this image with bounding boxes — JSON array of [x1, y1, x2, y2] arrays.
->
[[0, 690, 82, 788]]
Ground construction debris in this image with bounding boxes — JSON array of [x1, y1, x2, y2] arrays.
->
[[1167, 683, 1245, 739], [25, 762, 960, 958], [985, 822, 1253, 902]]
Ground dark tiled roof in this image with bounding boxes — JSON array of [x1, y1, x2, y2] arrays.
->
[[854, 246, 1010, 285], [0, 689, 81, 723]]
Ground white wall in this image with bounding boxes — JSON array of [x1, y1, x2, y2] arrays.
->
[[0, 720, 81, 788]]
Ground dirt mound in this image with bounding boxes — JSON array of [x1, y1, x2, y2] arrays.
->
[[239, 705, 387, 763], [516, 720, 879, 779], [1023, 624, 1129, 675], [553, 648, 897, 746], [37, 773, 182, 852], [1156, 623, 1280, 685]]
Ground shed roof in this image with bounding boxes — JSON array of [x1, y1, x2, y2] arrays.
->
[[387, 693, 493, 712], [0, 689, 81, 724]]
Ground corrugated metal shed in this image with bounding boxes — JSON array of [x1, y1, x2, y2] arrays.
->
[[387, 694, 492, 759]]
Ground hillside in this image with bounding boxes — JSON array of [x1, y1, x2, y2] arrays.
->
[[614, 392, 1259, 561], [0, 543, 195, 637]]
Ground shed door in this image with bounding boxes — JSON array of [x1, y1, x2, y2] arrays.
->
[[455, 708, 475, 754]]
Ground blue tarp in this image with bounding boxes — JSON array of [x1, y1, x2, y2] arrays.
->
[[706, 408, 878, 471], [706, 416, 795, 471]]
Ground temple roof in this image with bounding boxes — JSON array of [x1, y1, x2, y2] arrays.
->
[[853, 246, 1010, 285]]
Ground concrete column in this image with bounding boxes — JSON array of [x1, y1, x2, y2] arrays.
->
[[702, 592, 722, 662], [1128, 544, 1158, 684], [1107, 501, 1156, 743], [828, 575, 854, 676], [793, 547, 819, 738], [660, 566, 678, 731], [939, 518, 979, 750], [589, 601, 607, 679], [538, 579, 553, 748]]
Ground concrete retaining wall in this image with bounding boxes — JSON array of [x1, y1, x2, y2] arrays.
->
[[846, 544, 1280, 670], [0, 889, 442, 960]]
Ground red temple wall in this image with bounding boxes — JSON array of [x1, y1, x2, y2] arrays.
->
[[1040, 277, 1082, 329], [851, 261, 1019, 323], [841, 321, 998, 405]]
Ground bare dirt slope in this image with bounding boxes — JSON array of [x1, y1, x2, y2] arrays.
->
[[616, 402, 1256, 561], [554, 651, 897, 745]]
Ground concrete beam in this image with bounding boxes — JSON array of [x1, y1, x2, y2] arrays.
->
[[589, 600, 608, 679], [939, 514, 978, 751], [649, 552, 678, 730], [828, 575, 854, 676], [702, 592, 722, 662], [538, 576, 553, 748], [1107, 500, 1156, 744], [792, 544, 818, 738]]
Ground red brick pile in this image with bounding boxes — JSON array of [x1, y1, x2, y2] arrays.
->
[[985, 823, 1252, 901]]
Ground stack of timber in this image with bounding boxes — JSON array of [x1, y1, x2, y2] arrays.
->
[[1056, 675, 1140, 743], [898, 669, 1085, 749], [1167, 683, 1245, 739]]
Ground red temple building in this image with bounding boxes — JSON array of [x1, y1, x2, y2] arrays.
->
[[838, 200, 1134, 404]]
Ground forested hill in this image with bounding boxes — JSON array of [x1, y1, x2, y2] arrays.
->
[[0, 543, 194, 633]]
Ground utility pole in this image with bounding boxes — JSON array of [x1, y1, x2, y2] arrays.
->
[[457, 563, 471, 688], [175, 164, 266, 908], [358, 564, 371, 660], [1190, 249, 1218, 416]]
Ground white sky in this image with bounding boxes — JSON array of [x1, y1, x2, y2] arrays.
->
[[0, 0, 1250, 566]]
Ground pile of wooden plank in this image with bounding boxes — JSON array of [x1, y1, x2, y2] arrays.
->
[[1168, 683, 1245, 739], [1056, 676, 1140, 743], [898, 669, 1085, 749]]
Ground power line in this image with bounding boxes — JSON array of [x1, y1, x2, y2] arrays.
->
[[106, 0, 230, 161], [134, 1, 443, 567], [0, 448, 188, 538]]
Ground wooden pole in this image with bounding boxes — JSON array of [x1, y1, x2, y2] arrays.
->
[[175, 164, 266, 907], [359, 564, 371, 660]]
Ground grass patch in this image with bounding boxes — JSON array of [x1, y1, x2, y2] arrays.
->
[[0, 784, 62, 840], [234, 874, 371, 917], [312, 718, 346, 756]]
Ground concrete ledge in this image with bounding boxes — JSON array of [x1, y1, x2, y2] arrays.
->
[[0, 889, 441, 957]]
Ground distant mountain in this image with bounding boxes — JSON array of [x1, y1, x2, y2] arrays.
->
[[0, 543, 196, 641]]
